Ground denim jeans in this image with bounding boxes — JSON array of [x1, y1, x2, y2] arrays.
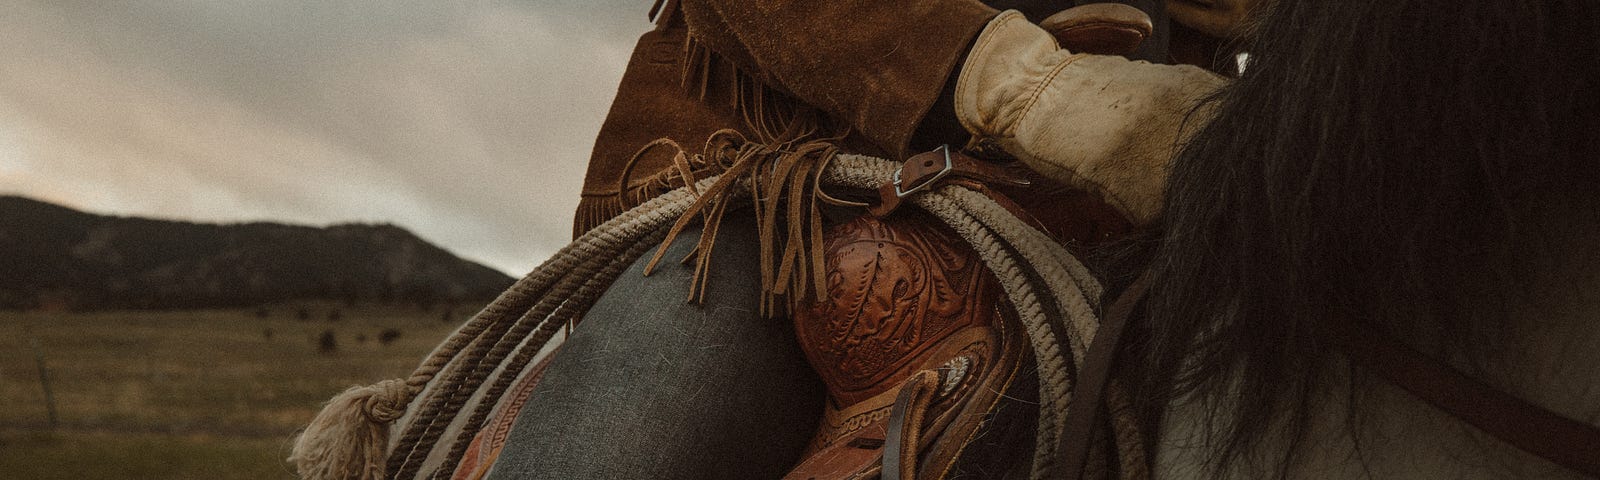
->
[[485, 220, 824, 479]]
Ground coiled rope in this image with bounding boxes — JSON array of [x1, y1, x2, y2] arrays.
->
[[292, 154, 1142, 480]]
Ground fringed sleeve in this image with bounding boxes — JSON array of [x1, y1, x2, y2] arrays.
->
[[576, 1, 998, 237], [677, 0, 998, 159]]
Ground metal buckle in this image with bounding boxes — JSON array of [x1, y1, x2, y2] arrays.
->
[[893, 145, 954, 198]]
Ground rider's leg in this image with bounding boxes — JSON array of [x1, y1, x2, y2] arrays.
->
[[485, 219, 823, 479]]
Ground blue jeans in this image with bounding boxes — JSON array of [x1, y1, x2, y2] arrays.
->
[[486, 221, 824, 479]]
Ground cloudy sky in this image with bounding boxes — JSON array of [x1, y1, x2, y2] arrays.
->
[[0, 1, 650, 276]]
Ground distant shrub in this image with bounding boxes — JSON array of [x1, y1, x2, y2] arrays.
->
[[378, 328, 402, 346], [318, 330, 337, 354], [262, 328, 274, 340], [355, 333, 367, 343], [254, 308, 270, 318], [327, 309, 342, 322], [296, 308, 311, 321]]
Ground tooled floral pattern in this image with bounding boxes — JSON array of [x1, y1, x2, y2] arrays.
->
[[794, 214, 998, 404]]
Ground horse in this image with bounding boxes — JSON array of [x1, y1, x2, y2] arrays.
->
[[292, 2, 1599, 478], [1106, 0, 1600, 477]]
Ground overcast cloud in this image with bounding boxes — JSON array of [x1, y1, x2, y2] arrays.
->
[[0, 1, 651, 275]]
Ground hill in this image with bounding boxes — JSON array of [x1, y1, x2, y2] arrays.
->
[[0, 195, 514, 310]]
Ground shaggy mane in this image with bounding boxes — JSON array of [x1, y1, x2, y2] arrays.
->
[[1118, 0, 1600, 474]]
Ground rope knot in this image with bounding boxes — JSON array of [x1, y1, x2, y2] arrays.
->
[[291, 378, 413, 480], [360, 379, 410, 423]]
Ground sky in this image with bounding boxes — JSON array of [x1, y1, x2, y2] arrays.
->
[[0, 1, 651, 276]]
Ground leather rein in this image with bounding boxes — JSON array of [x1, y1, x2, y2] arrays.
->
[[1058, 271, 1600, 478]]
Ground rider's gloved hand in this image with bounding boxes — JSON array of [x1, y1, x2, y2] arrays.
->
[[955, 10, 1225, 226]]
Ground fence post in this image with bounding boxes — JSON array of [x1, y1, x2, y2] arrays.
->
[[28, 336, 59, 430]]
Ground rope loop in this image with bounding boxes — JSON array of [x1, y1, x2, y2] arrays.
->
[[303, 152, 1142, 480]]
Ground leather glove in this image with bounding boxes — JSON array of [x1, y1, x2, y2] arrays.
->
[[955, 10, 1225, 226]]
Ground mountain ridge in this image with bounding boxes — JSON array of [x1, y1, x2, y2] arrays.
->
[[0, 195, 514, 310]]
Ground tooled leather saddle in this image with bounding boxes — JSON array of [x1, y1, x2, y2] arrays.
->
[[785, 212, 1026, 480], [781, 143, 1135, 480]]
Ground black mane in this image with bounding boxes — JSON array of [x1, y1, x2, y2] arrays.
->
[[1124, 0, 1600, 473]]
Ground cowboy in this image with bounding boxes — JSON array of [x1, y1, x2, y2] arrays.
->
[[473, 2, 1252, 478], [293, 1, 1260, 479]]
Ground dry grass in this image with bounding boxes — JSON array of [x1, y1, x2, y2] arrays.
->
[[0, 303, 468, 479]]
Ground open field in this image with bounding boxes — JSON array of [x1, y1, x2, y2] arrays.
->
[[0, 303, 469, 479]]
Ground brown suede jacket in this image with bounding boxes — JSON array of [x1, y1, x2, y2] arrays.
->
[[572, 1, 1205, 242], [573, 0, 1008, 236]]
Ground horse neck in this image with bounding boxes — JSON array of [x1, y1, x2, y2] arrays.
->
[[1155, 202, 1600, 479]]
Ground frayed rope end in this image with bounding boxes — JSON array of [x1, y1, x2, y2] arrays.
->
[[290, 378, 410, 480]]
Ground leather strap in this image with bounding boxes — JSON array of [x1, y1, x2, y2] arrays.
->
[[1058, 270, 1153, 480], [871, 145, 1030, 217], [1331, 321, 1600, 476], [1056, 268, 1600, 478], [883, 370, 942, 480]]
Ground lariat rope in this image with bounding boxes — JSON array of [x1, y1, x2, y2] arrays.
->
[[292, 153, 1144, 480]]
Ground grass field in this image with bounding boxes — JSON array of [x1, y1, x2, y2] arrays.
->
[[0, 303, 468, 479]]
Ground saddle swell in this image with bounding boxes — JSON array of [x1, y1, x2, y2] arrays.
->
[[798, 214, 1003, 406], [786, 213, 1028, 480]]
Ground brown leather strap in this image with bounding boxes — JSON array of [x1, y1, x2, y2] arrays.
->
[[1059, 269, 1154, 480], [1332, 321, 1600, 476], [883, 370, 941, 480], [871, 145, 1030, 217]]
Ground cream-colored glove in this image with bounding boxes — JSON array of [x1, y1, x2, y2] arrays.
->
[[956, 10, 1226, 226]]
